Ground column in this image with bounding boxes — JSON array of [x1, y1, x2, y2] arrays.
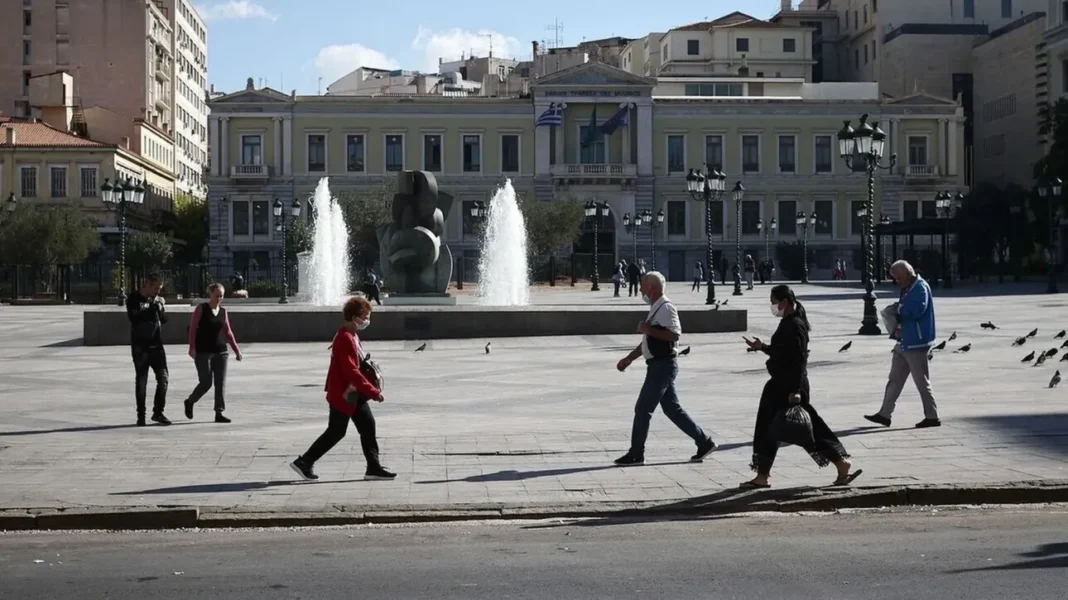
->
[[947, 118, 958, 177], [209, 116, 220, 176], [894, 118, 903, 174], [220, 117, 230, 174], [887, 119, 896, 161], [938, 118, 947, 176], [282, 116, 293, 176], [273, 116, 283, 176], [555, 113, 565, 166], [621, 104, 631, 165], [636, 101, 653, 176], [535, 101, 551, 176]]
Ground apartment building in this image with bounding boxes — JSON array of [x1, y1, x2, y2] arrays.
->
[[164, 0, 209, 197]]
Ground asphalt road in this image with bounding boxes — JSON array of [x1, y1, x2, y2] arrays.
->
[[1, 507, 1066, 599]]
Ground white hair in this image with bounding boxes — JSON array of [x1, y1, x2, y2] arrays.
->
[[890, 260, 916, 277], [643, 270, 666, 290]]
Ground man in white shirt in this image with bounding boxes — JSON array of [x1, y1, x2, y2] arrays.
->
[[614, 271, 717, 466]]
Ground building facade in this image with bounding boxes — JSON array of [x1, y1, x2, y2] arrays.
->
[[206, 62, 964, 280]]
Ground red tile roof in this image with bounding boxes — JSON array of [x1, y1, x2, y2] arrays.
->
[[673, 11, 786, 31], [0, 117, 110, 148]]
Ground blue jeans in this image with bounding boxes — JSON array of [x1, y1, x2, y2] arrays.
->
[[629, 358, 708, 457]]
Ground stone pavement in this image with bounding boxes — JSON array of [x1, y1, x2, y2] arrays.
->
[[1, 282, 1066, 514]]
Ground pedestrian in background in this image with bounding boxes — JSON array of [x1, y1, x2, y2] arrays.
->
[[126, 273, 170, 426], [692, 260, 704, 292], [744, 254, 756, 290], [184, 282, 242, 424], [626, 259, 641, 297]]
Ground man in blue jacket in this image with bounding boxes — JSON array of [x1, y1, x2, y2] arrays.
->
[[865, 260, 941, 428]]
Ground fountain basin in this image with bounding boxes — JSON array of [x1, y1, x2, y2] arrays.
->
[[82, 304, 747, 345]]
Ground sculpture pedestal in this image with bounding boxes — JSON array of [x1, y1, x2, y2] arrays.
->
[[383, 293, 457, 306]]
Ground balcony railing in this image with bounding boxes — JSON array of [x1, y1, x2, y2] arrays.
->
[[155, 60, 171, 81], [550, 164, 637, 177], [904, 164, 939, 177], [230, 164, 270, 179]]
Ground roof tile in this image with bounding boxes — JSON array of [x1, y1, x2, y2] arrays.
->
[[0, 117, 110, 148]]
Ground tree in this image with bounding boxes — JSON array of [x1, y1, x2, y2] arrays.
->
[[0, 202, 99, 265], [286, 218, 313, 262], [336, 180, 394, 267], [171, 193, 208, 263], [126, 232, 174, 273], [518, 194, 585, 257]]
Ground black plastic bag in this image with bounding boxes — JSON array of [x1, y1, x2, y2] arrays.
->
[[770, 405, 814, 447]]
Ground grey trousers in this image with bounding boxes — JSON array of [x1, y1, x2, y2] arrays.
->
[[186, 352, 229, 412], [878, 347, 939, 420]]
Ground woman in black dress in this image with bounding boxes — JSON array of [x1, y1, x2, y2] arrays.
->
[[742, 284, 862, 488]]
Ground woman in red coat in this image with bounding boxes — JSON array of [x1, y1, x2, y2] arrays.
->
[[290, 296, 396, 481]]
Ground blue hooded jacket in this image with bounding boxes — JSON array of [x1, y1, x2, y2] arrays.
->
[[896, 276, 936, 351]]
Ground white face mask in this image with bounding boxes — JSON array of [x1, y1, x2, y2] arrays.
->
[[356, 318, 370, 330], [641, 294, 653, 305], [770, 303, 785, 318]]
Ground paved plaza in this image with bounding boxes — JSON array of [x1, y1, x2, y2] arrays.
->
[[1, 281, 1066, 514]]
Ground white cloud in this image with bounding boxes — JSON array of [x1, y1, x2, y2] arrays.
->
[[313, 44, 400, 84], [196, 1, 278, 22], [411, 26, 522, 73]]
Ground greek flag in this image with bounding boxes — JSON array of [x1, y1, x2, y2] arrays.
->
[[535, 102, 564, 127]]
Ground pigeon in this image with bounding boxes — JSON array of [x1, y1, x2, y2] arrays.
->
[[485, 342, 491, 354], [980, 321, 998, 330], [1056, 330, 1066, 339], [1060, 353, 1068, 362], [1013, 337, 1027, 347], [1035, 352, 1047, 366], [721, 299, 729, 305], [1046, 348, 1059, 358], [955, 343, 972, 353], [679, 346, 691, 356], [927, 350, 934, 361], [1027, 328, 1038, 338], [838, 341, 852, 353], [933, 340, 947, 351], [415, 343, 427, 352], [1062, 340, 1068, 349], [948, 331, 958, 342], [1050, 370, 1062, 388], [1021, 351, 1035, 363]]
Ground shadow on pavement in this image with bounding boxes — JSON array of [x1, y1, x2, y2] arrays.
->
[[39, 338, 84, 348], [414, 460, 699, 484], [0, 422, 192, 436], [946, 542, 1068, 572], [111, 479, 367, 495], [962, 412, 1068, 458]]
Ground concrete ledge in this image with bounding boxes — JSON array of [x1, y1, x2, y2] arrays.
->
[[33, 507, 199, 530], [0, 512, 36, 531], [83, 305, 748, 345]]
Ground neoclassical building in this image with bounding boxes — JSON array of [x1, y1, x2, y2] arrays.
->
[[206, 61, 964, 280]]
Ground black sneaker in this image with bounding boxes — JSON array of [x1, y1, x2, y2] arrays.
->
[[290, 457, 318, 481], [915, 418, 942, 429], [151, 413, 172, 425], [214, 412, 231, 424], [365, 465, 397, 480], [614, 453, 644, 466], [691, 438, 717, 463], [136, 416, 146, 427], [184, 400, 194, 420], [864, 414, 891, 427]]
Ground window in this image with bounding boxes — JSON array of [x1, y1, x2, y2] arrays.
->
[[903, 200, 919, 221], [1062, 0, 1068, 24], [704, 135, 723, 170], [684, 83, 744, 96], [864, 44, 868, 64], [741, 201, 761, 235], [579, 125, 605, 164], [1001, 0, 1012, 19], [850, 200, 866, 236], [23, 10, 31, 35], [777, 200, 797, 235], [777, 135, 796, 173], [252, 199, 269, 235], [667, 135, 685, 173], [231, 200, 249, 235], [708, 201, 724, 236], [56, 5, 69, 35], [783, 38, 796, 53], [307, 134, 326, 172], [863, 5, 867, 23], [736, 38, 749, 52], [1063, 60, 1068, 93], [422, 134, 442, 172], [240, 134, 261, 165], [385, 134, 404, 171], [50, 166, 67, 198], [922, 199, 938, 218], [872, 41, 877, 62], [854, 48, 859, 69], [667, 200, 687, 235], [853, 10, 858, 29], [462, 134, 481, 172], [742, 134, 760, 173], [814, 135, 833, 173], [687, 39, 699, 55], [814, 200, 833, 235], [346, 134, 365, 172], [907, 136, 928, 165], [19, 166, 36, 198], [461, 200, 482, 236], [23, 41, 31, 65], [873, 0, 878, 12], [56, 40, 70, 65], [79, 166, 98, 197], [22, 71, 30, 95], [501, 134, 520, 173]]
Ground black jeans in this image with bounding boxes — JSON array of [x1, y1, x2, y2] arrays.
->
[[302, 402, 380, 468], [628, 280, 638, 296], [132, 345, 168, 416], [186, 352, 229, 412]]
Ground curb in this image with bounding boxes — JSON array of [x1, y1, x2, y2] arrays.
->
[[3, 480, 1067, 531]]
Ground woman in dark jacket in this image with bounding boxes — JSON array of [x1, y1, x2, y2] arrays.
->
[[742, 284, 862, 488]]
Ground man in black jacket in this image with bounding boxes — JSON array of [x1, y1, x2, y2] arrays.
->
[[126, 273, 171, 426], [626, 260, 641, 297]]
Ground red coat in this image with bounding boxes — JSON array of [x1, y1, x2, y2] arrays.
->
[[324, 327, 380, 416]]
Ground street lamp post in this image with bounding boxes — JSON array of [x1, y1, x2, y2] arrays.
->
[[686, 166, 726, 304], [457, 200, 486, 290], [622, 212, 640, 267], [584, 200, 610, 291], [757, 218, 777, 276], [648, 208, 664, 270], [731, 181, 745, 296], [934, 191, 963, 289], [101, 176, 146, 305], [879, 214, 891, 282], [838, 113, 895, 335], [1036, 178, 1063, 294], [274, 197, 302, 303], [796, 211, 816, 284]]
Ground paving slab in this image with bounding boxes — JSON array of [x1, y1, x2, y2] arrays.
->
[[1, 281, 1067, 521]]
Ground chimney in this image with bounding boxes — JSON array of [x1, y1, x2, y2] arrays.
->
[[4, 128, 15, 145], [121, 136, 131, 149], [532, 40, 539, 57], [780, 0, 791, 11]]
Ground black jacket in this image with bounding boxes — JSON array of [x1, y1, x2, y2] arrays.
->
[[126, 291, 167, 348], [760, 314, 809, 395]]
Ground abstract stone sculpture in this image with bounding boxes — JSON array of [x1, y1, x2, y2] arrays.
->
[[377, 170, 454, 294]]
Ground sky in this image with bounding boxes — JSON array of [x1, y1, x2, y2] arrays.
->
[[196, 0, 787, 95]]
